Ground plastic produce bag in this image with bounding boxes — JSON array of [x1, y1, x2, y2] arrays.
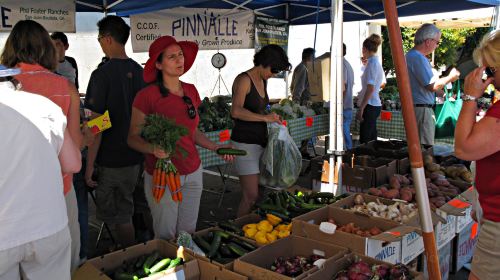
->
[[259, 123, 302, 188]]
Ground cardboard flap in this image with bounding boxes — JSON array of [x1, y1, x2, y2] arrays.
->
[[374, 225, 420, 242], [439, 202, 467, 216]]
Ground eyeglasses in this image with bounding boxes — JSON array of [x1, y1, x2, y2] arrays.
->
[[485, 66, 497, 78], [182, 96, 197, 119]]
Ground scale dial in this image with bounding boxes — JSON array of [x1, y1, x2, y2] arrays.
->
[[211, 52, 227, 69]]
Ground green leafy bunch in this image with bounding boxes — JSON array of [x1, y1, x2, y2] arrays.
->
[[142, 114, 189, 158]]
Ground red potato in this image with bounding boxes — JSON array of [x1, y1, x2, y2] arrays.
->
[[384, 189, 400, 199], [389, 176, 401, 189]]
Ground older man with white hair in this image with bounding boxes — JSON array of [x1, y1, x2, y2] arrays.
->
[[406, 23, 460, 145]]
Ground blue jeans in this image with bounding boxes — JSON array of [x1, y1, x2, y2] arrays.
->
[[73, 150, 88, 259], [343, 109, 353, 150], [360, 105, 382, 144]]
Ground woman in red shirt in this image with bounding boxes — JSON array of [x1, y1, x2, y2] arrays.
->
[[455, 30, 500, 280], [128, 36, 232, 240]]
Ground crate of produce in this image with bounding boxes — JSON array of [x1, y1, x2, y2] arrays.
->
[[452, 221, 479, 273], [234, 235, 347, 280]]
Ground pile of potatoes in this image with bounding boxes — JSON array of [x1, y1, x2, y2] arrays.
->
[[367, 155, 472, 209]]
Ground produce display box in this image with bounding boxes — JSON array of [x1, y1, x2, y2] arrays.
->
[[421, 239, 452, 280], [342, 155, 397, 189], [306, 252, 424, 280], [453, 185, 474, 233], [188, 227, 259, 270], [233, 235, 347, 280], [196, 259, 248, 280], [73, 239, 198, 280], [451, 221, 479, 273], [292, 206, 419, 264], [434, 210, 457, 250], [353, 140, 433, 174]]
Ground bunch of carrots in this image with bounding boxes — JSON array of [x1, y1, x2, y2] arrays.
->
[[152, 159, 182, 203]]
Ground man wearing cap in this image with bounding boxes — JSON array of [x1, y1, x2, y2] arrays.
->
[[84, 15, 146, 248], [406, 23, 460, 145], [0, 65, 81, 279]]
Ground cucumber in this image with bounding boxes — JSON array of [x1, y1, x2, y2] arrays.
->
[[227, 242, 249, 257], [212, 230, 231, 240], [193, 235, 211, 254], [142, 251, 160, 275], [299, 202, 325, 210], [207, 232, 222, 258], [166, 257, 183, 269], [308, 192, 335, 199], [216, 148, 247, 156], [114, 272, 138, 280], [149, 258, 171, 274], [218, 221, 243, 235], [134, 255, 146, 269], [230, 237, 256, 251], [256, 202, 289, 216], [219, 243, 233, 257]]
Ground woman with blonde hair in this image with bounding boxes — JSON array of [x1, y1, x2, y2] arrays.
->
[[356, 34, 385, 143], [455, 30, 500, 280]]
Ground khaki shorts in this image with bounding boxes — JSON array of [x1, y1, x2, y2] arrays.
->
[[471, 219, 500, 279], [95, 164, 141, 224], [232, 141, 264, 176], [414, 107, 435, 145]]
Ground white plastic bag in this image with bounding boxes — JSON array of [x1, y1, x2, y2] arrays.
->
[[259, 123, 302, 188]]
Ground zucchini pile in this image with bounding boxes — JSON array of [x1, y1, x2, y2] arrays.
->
[[255, 190, 347, 219], [110, 251, 183, 280], [192, 229, 256, 264]]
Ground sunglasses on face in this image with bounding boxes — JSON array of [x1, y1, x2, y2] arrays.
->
[[182, 96, 197, 119], [485, 66, 496, 78]]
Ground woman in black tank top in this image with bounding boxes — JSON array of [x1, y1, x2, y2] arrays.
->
[[230, 45, 291, 217]]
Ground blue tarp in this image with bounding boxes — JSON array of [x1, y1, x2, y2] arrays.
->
[[76, 0, 499, 25]]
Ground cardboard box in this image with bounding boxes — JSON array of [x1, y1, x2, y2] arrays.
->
[[452, 221, 479, 273], [197, 259, 248, 280], [453, 186, 474, 233], [354, 140, 433, 174], [233, 235, 347, 280], [422, 239, 452, 280], [188, 227, 259, 269], [342, 155, 397, 188], [73, 239, 198, 280], [292, 207, 419, 264], [401, 231, 425, 265], [434, 211, 457, 249], [307, 252, 424, 280], [306, 57, 331, 102]]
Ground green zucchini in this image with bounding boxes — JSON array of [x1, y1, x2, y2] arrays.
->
[[256, 202, 289, 215], [230, 237, 256, 251], [142, 251, 160, 275], [134, 255, 146, 268], [207, 232, 222, 258], [193, 235, 211, 254], [166, 257, 183, 269], [308, 192, 335, 199], [219, 243, 233, 257], [114, 272, 138, 280], [299, 202, 325, 210], [149, 258, 171, 274], [218, 221, 243, 235], [216, 148, 247, 156], [212, 229, 232, 240], [227, 242, 249, 257]]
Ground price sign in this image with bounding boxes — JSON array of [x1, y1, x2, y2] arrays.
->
[[219, 129, 230, 142], [380, 111, 392, 121], [282, 120, 288, 127], [305, 117, 313, 127]]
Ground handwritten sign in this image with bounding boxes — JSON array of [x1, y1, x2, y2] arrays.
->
[[87, 110, 112, 135]]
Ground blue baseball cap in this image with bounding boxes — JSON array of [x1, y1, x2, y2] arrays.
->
[[0, 65, 20, 77]]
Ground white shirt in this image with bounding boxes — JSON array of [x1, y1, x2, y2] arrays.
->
[[0, 81, 68, 251], [358, 55, 384, 107]]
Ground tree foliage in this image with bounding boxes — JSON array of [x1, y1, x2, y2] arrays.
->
[[381, 26, 488, 75]]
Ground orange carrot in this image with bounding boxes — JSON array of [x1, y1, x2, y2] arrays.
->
[[157, 185, 165, 201], [160, 170, 166, 188], [168, 172, 177, 201], [152, 168, 158, 186], [174, 173, 182, 202]]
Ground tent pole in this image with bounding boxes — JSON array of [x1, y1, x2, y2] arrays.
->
[[382, 1, 440, 279], [326, 0, 343, 195]]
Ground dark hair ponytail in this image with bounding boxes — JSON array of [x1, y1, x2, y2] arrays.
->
[[155, 52, 169, 97]]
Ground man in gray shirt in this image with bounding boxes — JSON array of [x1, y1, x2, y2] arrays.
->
[[342, 43, 355, 149], [406, 23, 460, 145], [291, 48, 315, 105]]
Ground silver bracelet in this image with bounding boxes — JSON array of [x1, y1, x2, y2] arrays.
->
[[462, 94, 477, 102]]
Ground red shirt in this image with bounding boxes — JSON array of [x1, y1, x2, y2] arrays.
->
[[15, 63, 73, 195], [133, 83, 201, 175], [476, 101, 500, 222]]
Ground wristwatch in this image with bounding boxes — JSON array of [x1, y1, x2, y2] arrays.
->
[[462, 94, 477, 102]]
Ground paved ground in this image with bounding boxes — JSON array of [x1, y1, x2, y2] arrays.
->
[[85, 142, 470, 279]]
